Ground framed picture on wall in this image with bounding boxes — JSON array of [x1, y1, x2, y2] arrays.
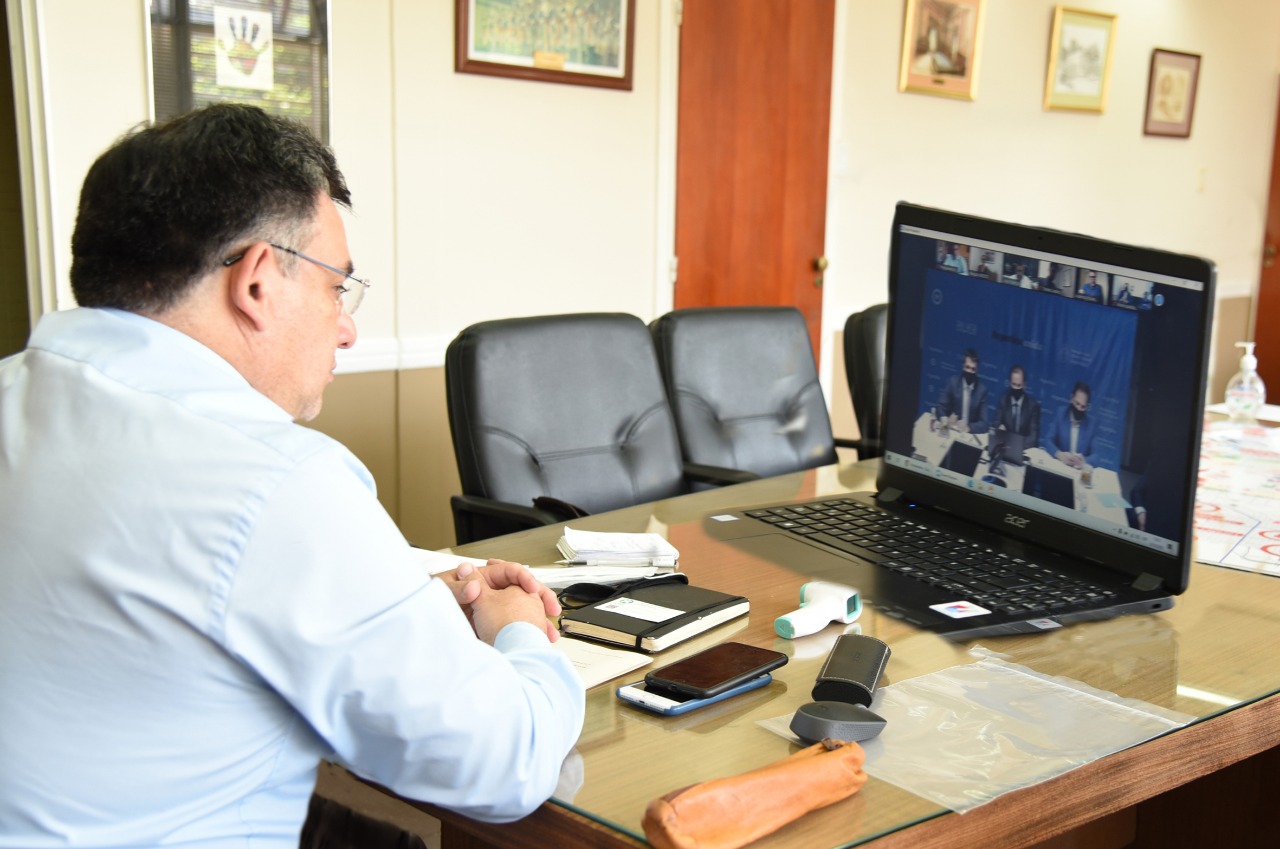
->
[[1043, 6, 1117, 113], [149, 1, 330, 142], [455, 0, 635, 90], [898, 0, 987, 101], [1144, 49, 1201, 138]]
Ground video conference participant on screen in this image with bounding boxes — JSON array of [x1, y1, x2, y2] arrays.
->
[[1079, 271, 1104, 301], [936, 348, 989, 434], [942, 243, 970, 275], [1048, 381, 1099, 468], [1013, 262, 1037, 290], [994, 364, 1041, 447]]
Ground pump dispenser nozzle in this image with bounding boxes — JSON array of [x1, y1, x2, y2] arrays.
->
[[1236, 341, 1258, 371], [1226, 341, 1266, 423]]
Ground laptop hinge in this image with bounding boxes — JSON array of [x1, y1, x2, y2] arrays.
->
[[876, 487, 903, 504], [1132, 572, 1163, 592]]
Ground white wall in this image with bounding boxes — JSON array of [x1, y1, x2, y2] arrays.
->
[[12, 0, 1280, 392], [384, 0, 666, 370], [821, 0, 1280, 374], [10, 0, 667, 375], [18, 0, 150, 314]]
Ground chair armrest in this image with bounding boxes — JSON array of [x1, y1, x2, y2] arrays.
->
[[450, 494, 564, 545], [833, 437, 883, 458], [682, 462, 761, 487]]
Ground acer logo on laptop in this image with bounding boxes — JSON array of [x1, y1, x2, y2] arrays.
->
[[1005, 514, 1031, 529]]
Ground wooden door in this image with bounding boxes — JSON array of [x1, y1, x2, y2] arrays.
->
[[673, 0, 836, 362], [1254, 84, 1280, 393]]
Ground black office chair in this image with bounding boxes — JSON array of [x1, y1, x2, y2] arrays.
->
[[650, 306, 844, 479], [445, 313, 754, 544], [842, 304, 888, 459]]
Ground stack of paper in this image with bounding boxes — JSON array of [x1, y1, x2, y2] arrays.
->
[[530, 564, 675, 590], [556, 527, 679, 567]]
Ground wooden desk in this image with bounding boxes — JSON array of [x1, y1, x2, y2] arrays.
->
[[331, 461, 1280, 849]]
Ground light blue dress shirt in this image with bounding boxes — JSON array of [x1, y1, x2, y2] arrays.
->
[[0, 308, 585, 848]]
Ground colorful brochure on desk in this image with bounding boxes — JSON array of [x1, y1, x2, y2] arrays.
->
[[560, 579, 748, 652]]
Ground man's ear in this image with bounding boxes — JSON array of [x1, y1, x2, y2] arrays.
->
[[226, 242, 279, 333]]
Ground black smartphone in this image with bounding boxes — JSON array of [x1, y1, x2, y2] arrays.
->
[[644, 641, 788, 699]]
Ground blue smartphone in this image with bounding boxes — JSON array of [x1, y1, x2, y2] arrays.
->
[[616, 673, 772, 716]]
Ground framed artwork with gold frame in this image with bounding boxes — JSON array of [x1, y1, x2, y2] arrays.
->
[[1043, 6, 1117, 113], [898, 0, 986, 101]]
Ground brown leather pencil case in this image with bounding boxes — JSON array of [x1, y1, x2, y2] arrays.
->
[[641, 738, 867, 849]]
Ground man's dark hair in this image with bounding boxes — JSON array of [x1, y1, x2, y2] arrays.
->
[[1073, 381, 1092, 400], [963, 348, 979, 364], [70, 103, 351, 313]]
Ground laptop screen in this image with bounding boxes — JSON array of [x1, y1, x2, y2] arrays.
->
[[878, 203, 1215, 595]]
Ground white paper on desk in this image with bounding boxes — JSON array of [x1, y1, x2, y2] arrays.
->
[[1193, 425, 1280, 575], [559, 526, 679, 565], [529, 564, 674, 589], [410, 548, 669, 590], [1204, 401, 1280, 424], [554, 637, 652, 689]]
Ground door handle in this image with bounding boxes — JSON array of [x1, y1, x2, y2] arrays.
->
[[814, 256, 828, 288]]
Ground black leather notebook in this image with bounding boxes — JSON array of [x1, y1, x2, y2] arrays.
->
[[559, 581, 749, 652]]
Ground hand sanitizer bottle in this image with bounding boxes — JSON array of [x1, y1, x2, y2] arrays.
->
[[1225, 341, 1266, 423]]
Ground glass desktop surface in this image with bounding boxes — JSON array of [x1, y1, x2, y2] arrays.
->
[[456, 461, 1280, 849]]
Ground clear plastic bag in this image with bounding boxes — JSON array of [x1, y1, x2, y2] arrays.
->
[[858, 650, 1193, 812]]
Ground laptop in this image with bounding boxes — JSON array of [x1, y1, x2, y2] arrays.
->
[[989, 430, 1027, 467], [1021, 464, 1075, 509], [707, 202, 1215, 638], [940, 440, 982, 477]]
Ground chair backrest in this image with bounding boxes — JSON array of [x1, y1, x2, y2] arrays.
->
[[842, 304, 889, 459], [446, 313, 688, 517], [650, 306, 838, 477]]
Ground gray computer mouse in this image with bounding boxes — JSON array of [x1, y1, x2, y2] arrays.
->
[[790, 700, 887, 744]]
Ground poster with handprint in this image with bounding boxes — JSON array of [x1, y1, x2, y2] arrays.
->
[[150, 1, 328, 141], [215, 7, 273, 91]]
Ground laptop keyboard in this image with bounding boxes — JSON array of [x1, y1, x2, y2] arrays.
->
[[744, 498, 1119, 616]]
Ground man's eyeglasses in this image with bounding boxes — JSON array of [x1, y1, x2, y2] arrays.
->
[[222, 243, 370, 315]]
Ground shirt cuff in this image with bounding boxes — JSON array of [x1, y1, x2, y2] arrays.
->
[[493, 620, 552, 653]]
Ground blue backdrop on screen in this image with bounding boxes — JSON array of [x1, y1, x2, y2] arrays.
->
[[917, 270, 1136, 470]]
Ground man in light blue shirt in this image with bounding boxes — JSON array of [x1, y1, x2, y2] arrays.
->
[[0, 104, 584, 848]]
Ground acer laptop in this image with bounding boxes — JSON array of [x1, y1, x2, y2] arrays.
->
[[707, 202, 1215, 638], [989, 430, 1028, 467], [1021, 464, 1075, 509], [940, 440, 983, 477]]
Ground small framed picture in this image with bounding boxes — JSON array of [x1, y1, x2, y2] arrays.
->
[[455, 0, 635, 91], [898, 0, 987, 101], [1144, 49, 1201, 138], [1043, 6, 1117, 113]]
